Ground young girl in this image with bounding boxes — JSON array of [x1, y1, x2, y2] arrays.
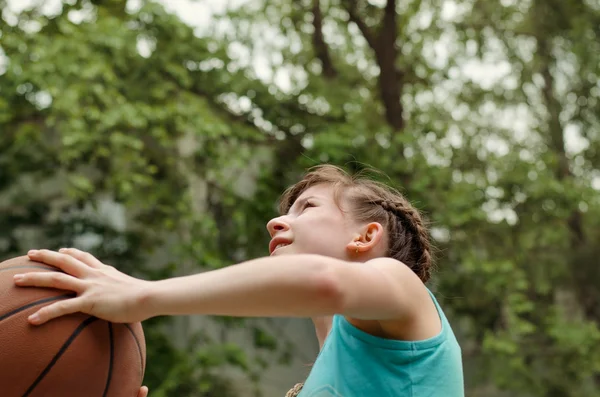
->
[[15, 165, 464, 397]]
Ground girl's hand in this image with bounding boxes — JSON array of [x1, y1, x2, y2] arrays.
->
[[14, 248, 153, 325], [138, 386, 149, 397]]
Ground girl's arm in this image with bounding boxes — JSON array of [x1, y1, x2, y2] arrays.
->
[[145, 254, 344, 318], [16, 248, 426, 326]]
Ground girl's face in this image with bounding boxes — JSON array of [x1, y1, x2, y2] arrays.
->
[[266, 184, 358, 259]]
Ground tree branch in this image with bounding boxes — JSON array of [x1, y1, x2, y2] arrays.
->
[[342, 0, 377, 50], [311, 0, 337, 79], [341, 1, 405, 131], [383, 0, 397, 40], [376, 0, 404, 131]]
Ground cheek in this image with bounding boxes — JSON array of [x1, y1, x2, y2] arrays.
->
[[304, 219, 349, 246]]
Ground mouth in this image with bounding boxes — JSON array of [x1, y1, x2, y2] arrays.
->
[[269, 238, 292, 255]]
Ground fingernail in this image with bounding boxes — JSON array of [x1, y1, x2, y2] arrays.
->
[[28, 250, 39, 255], [59, 248, 67, 253], [28, 313, 40, 324], [13, 274, 23, 282]]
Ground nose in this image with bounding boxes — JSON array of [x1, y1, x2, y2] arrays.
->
[[266, 216, 290, 237]]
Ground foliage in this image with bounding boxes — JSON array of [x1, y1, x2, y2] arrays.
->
[[1, 0, 599, 395]]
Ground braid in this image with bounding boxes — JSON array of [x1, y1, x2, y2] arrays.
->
[[377, 200, 419, 234], [372, 199, 433, 282]]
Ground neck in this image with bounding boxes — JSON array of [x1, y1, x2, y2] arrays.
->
[[311, 315, 334, 349]]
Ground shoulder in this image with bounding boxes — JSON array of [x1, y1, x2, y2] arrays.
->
[[346, 258, 442, 341], [363, 257, 430, 305], [367, 257, 423, 281]]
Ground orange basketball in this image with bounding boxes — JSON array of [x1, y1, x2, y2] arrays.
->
[[0, 256, 146, 397]]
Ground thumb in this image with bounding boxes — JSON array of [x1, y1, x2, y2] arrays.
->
[[138, 386, 149, 397]]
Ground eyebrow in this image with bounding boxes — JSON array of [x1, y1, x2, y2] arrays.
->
[[290, 196, 318, 212]]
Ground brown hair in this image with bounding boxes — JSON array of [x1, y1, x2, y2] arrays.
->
[[278, 164, 434, 283]]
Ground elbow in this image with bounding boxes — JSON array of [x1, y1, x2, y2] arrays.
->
[[309, 258, 348, 314]]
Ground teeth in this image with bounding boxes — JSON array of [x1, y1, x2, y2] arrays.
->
[[275, 243, 287, 250]]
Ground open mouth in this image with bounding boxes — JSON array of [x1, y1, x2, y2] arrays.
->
[[270, 239, 292, 254]]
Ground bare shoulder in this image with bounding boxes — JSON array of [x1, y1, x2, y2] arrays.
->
[[345, 258, 442, 341]]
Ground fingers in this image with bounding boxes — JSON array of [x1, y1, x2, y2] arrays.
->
[[28, 249, 89, 277], [138, 386, 149, 397], [58, 248, 105, 269], [26, 297, 84, 325], [14, 271, 84, 293]]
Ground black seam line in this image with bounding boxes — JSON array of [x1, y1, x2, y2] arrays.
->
[[0, 265, 60, 273], [124, 323, 145, 378], [102, 323, 115, 397], [22, 316, 98, 397], [0, 294, 73, 323]]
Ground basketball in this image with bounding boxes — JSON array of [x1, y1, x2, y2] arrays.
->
[[0, 256, 146, 397]]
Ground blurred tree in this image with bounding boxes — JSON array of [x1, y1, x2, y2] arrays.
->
[[0, 0, 599, 396], [0, 0, 290, 394]]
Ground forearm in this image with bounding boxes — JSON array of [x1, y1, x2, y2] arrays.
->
[[142, 254, 345, 318]]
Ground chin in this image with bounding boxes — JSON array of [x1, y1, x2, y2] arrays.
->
[[270, 246, 296, 256]]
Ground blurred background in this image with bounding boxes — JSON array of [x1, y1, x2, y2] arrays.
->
[[1, 0, 599, 396]]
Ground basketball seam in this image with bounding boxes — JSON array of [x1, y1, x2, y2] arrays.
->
[[124, 323, 145, 379], [22, 316, 98, 397], [102, 323, 114, 397], [0, 294, 73, 323], [0, 265, 60, 273]]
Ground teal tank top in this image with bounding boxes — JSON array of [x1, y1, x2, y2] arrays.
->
[[297, 290, 464, 397]]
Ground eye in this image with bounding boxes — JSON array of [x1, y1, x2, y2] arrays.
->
[[301, 200, 316, 211]]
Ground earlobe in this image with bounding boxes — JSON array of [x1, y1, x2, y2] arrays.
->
[[346, 240, 363, 256], [347, 222, 385, 255]]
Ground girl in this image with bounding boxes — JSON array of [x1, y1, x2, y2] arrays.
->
[[15, 165, 464, 396]]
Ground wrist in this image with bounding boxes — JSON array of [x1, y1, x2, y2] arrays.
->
[[135, 280, 161, 321]]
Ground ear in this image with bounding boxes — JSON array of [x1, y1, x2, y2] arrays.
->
[[346, 222, 385, 256]]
